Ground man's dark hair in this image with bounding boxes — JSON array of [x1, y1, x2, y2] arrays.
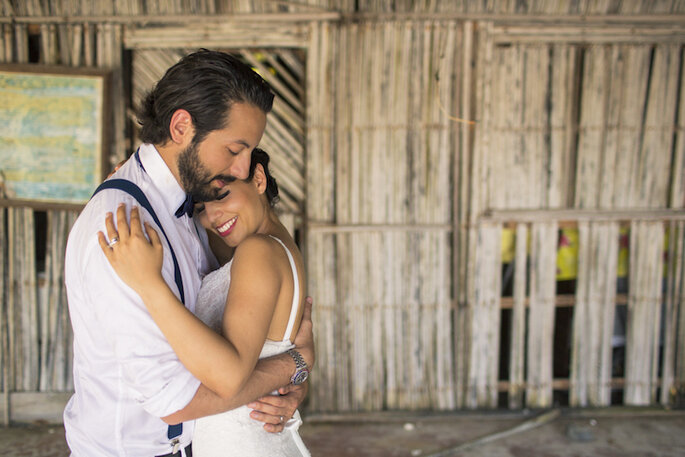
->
[[137, 49, 274, 145]]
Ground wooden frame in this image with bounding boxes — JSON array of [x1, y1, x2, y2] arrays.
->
[[0, 64, 109, 209]]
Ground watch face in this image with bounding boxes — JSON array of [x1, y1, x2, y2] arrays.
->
[[293, 369, 309, 385]]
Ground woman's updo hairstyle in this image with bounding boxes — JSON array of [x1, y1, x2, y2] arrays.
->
[[247, 148, 280, 207]]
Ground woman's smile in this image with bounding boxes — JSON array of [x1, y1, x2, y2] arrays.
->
[[216, 216, 238, 237]]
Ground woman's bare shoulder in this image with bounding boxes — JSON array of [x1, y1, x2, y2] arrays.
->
[[232, 234, 288, 267]]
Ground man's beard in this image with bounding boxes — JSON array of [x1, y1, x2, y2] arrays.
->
[[177, 140, 218, 202]]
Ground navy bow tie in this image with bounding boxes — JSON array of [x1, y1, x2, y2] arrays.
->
[[175, 194, 195, 218]]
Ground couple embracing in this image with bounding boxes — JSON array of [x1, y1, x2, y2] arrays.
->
[[64, 50, 314, 457]]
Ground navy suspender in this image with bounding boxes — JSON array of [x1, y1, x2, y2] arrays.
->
[[91, 179, 184, 441], [93, 179, 186, 306]]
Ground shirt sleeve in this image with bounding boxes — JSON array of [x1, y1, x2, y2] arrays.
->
[[77, 201, 201, 418]]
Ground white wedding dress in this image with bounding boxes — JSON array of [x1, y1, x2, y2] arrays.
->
[[191, 236, 311, 457]]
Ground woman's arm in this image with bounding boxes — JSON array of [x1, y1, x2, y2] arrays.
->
[[99, 204, 283, 399]]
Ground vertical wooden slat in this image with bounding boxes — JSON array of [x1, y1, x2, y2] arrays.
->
[[508, 222, 528, 408], [8, 208, 38, 391], [670, 47, 685, 209], [597, 222, 620, 406], [571, 221, 590, 406], [548, 44, 577, 208], [0, 20, 11, 428], [459, 19, 493, 409], [467, 223, 502, 408], [625, 221, 664, 405], [661, 221, 684, 404], [575, 45, 607, 209], [526, 221, 558, 408], [0, 207, 7, 425], [571, 221, 619, 407], [638, 44, 680, 207], [453, 20, 473, 410], [305, 20, 338, 412], [677, 223, 685, 397], [96, 23, 125, 164], [614, 46, 651, 208], [1, 23, 12, 61]]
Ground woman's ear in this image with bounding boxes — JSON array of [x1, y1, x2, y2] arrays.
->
[[169, 109, 194, 145], [252, 163, 267, 195]]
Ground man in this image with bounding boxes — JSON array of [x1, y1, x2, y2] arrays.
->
[[64, 50, 313, 457]]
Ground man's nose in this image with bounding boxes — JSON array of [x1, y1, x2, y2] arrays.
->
[[227, 153, 251, 180]]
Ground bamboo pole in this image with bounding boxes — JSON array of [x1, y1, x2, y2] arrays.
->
[[548, 44, 577, 208], [458, 19, 493, 409], [661, 221, 683, 404], [466, 223, 502, 408], [571, 222, 589, 406], [5, 12, 685, 26], [0, 207, 7, 425], [671, 47, 685, 209], [1, 12, 342, 24], [508, 223, 527, 408], [677, 222, 685, 396], [619, 46, 651, 208], [638, 44, 680, 207], [482, 208, 685, 223], [526, 221, 558, 408], [575, 44, 606, 209], [597, 223, 619, 406], [624, 221, 665, 404]]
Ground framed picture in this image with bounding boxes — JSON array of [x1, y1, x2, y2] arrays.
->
[[0, 64, 109, 209]]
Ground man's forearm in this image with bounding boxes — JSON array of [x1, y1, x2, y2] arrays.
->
[[162, 351, 294, 423]]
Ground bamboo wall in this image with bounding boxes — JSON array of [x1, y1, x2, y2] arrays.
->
[[1, 0, 685, 422]]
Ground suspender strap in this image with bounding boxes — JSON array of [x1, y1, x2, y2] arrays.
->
[[92, 179, 186, 306], [167, 423, 183, 440], [91, 178, 185, 440]]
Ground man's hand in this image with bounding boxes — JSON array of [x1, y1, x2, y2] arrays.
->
[[247, 383, 308, 433], [293, 297, 315, 369]]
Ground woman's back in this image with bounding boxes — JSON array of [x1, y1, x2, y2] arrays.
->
[[192, 235, 310, 457]]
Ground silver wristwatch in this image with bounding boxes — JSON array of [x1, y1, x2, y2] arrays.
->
[[286, 349, 309, 385]]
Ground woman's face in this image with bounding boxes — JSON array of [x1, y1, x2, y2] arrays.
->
[[196, 165, 267, 247]]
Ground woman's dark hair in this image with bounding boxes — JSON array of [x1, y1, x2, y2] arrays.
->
[[138, 49, 274, 145], [247, 148, 279, 207]]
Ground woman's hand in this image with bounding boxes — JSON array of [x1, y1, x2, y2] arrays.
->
[[98, 204, 165, 296], [247, 382, 308, 433]]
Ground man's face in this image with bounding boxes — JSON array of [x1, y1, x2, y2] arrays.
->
[[178, 102, 267, 202]]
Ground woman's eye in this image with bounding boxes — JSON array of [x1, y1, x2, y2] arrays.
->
[[215, 190, 230, 200]]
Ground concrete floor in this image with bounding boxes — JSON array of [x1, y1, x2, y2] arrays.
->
[[2, 408, 684, 456]]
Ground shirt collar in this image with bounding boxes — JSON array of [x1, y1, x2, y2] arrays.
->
[[137, 143, 187, 216]]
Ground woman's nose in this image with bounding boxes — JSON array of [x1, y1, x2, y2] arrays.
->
[[204, 201, 222, 221]]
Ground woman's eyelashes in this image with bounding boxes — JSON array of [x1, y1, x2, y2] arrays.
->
[[215, 189, 231, 201]]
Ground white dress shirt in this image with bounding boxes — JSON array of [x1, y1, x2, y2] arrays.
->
[[64, 144, 217, 456]]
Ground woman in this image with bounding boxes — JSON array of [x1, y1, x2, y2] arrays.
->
[[98, 149, 310, 456]]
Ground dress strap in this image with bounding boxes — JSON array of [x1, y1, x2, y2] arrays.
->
[[268, 236, 300, 342]]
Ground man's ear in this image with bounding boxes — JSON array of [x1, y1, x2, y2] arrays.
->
[[253, 163, 267, 195], [169, 109, 194, 145]]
